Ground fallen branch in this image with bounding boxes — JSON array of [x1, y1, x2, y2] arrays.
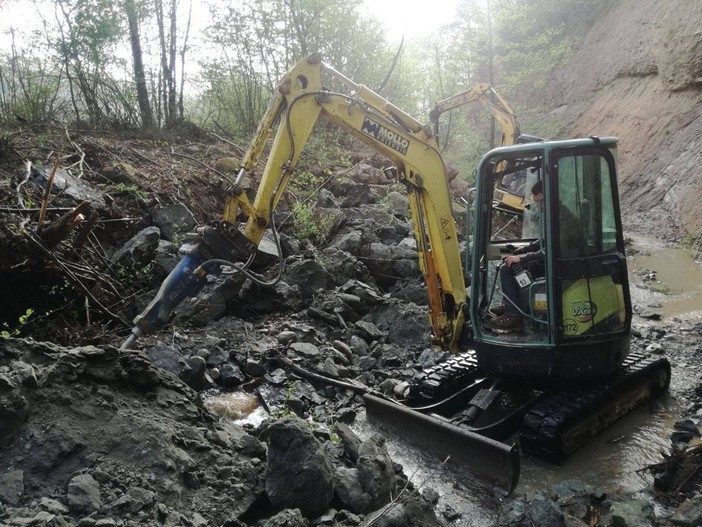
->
[[23, 229, 130, 328], [37, 149, 63, 231], [64, 128, 86, 178], [15, 160, 31, 208]]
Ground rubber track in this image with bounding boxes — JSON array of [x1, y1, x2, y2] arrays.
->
[[409, 351, 479, 406], [519, 351, 670, 460]]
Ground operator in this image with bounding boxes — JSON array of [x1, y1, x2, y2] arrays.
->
[[490, 180, 544, 332]]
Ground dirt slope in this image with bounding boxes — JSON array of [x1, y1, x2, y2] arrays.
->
[[539, 0, 702, 244]]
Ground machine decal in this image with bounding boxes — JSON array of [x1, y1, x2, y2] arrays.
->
[[572, 301, 597, 323], [361, 117, 409, 154], [440, 217, 452, 239], [563, 318, 578, 336], [534, 293, 547, 312]]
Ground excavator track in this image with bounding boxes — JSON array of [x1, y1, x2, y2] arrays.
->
[[519, 351, 671, 461], [409, 351, 480, 406]]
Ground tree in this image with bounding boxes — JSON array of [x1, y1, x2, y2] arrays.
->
[[124, 0, 153, 130], [54, 0, 125, 127]]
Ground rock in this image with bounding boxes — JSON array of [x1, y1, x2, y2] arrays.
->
[[608, 499, 653, 527], [180, 355, 211, 391], [422, 487, 440, 505], [153, 239, 180, 274], [357, 436, 396, 511], [334, 467, 371, 514], [320, 358, 340, 378], [349, 335, 369, 356], [346, 164, 386, 185], [332, 340, 353, 359], [39, 497, 69, 514], [359, 356, 377, 371], [264, 417, 334, 518], [109, 486, 155, 514], [29, 165, 107, 209], [101, 162, 139, 185], [365, 504, 408, 527], [331, 231, 364, 255], [151, 203, 198, 243], [262, 508, 310, 527], [416, 348, 439, 368], [373, 302, 431, 348], [284, 259, 333, 297], [110, 226, 161, 267], [278, 331, 297, 345], [498, 495, 564, 527], [214, 157, 240, 174], [246, 358, 267, 377], [335, 423, 362, 463], [290, 342, 321, 358], [219, 363, 246, 388], [316, 188, 338, 208], [0, 469, 24, 505], [147, 342, 185, 376], [67, 474, 102, 514], [669, 494, 702, 526], [354, 320, 387, 341], [385, 191, 409, 216]]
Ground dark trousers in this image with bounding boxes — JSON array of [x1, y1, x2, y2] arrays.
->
[[499, 260, 544, 316]]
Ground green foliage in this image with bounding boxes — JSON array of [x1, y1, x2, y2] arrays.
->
[[1, 308, 34, 339], [492, 0, 609, 96], [290, 198, 335, 245], [271, 381, 298, 418]]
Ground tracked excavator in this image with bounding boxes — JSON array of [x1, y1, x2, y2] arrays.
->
[[429, 83, 537, 213], [120, 54, 671, 493]]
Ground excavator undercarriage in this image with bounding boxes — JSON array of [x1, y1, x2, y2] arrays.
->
[[364, 349, 671, 494]]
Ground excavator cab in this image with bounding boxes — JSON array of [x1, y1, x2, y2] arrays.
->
[[469, 137, 631, 381]]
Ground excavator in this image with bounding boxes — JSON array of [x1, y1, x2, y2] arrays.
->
[[429, 83, 542, 213], [120, 54, 671, 493]]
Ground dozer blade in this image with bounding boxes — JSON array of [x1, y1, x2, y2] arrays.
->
[[363, 393, 520, 494]]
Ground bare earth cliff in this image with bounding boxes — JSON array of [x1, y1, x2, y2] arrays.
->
[[540, 0, 702, 245]]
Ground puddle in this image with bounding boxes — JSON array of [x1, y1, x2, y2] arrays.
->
[[629, 245, 702, 322], [519, 395, 679, 495]]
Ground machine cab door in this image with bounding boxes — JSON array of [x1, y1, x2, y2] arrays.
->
[[470, 147, 551, 346], [552, 145, 630, 343]]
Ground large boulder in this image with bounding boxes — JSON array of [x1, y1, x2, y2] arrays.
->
[[356, 436, 396, 511], [264, 418, 334, 518]]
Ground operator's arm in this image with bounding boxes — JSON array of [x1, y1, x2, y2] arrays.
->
[[514, 239, 540, 255], [503, 244, 543, 267]]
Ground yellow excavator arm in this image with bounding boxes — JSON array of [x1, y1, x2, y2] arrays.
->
[[429, 83, 520, 148], [224, 54, 467, 350], [429, 83, 528, 213]]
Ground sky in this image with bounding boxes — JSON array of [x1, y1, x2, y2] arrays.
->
[[361, 0, 459, 42], [0, 0, 461, 48]]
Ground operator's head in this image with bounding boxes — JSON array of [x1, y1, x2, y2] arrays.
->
[[531, 180, 543, 206]]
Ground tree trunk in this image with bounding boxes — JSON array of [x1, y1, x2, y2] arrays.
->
[[125, 0, 154, 131]]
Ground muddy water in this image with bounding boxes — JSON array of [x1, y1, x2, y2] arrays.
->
[[629, 245, 702, 322]]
